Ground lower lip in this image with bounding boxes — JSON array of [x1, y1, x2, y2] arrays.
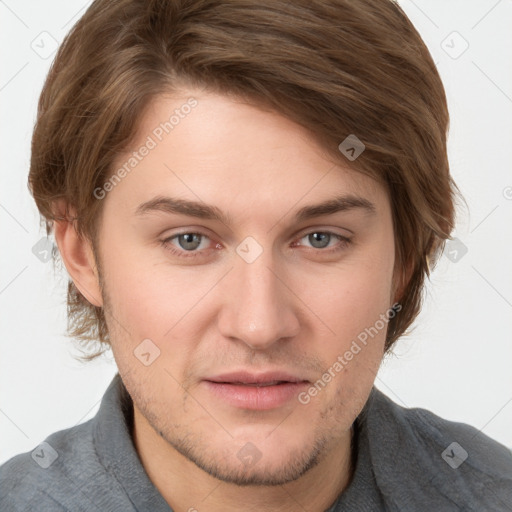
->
[[203, 381, 309, 410]]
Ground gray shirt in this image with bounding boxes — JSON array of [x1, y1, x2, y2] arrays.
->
[[1, 374, 511, 511]]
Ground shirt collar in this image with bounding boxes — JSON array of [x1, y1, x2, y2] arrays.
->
[[326, 388, 386, 511], [92, 373, 173, 512]]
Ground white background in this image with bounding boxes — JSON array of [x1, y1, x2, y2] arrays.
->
[[1, 0, 511, 464]]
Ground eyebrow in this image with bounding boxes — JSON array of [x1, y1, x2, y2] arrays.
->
[[135, 196, 233, 225], [295, 195, 376, 221], [134, 194, 376, 225]]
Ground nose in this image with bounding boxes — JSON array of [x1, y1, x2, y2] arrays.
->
[[217, 252, 300, 350]]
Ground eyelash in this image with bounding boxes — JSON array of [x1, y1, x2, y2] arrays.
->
[[160, 230, 352, 259]]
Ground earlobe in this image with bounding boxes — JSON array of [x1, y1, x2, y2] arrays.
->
[[53, 203, 103, 308]]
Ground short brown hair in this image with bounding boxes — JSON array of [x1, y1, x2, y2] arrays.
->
[[29, 0, 457, 359]]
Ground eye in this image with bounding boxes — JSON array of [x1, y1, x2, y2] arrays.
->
[[161, 232, 216, 257], [298, 231, 350, 250], [304, 232, 333, 249], [174, 233, 206, 251]]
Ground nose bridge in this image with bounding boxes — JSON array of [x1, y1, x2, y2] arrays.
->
[[217, 250, 299, 349]]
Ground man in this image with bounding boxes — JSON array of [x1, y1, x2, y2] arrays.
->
[[1, 0, 511, 510]]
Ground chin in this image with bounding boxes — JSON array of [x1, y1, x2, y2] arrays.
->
[[190, 444, 325, 487], [165, 424, 329, 487]]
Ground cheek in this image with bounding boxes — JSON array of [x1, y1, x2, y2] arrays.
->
[[100, 252, 205, 396], [339, 267, 394, 334], [99, 239, 222, 358], [297, 243, 394, 340], [294, 237, 394, 388], [104, 260, 168, 335], [299, 266, 392, 419]]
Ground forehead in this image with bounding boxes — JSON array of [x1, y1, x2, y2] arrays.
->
[[106, 90, 389, 220]]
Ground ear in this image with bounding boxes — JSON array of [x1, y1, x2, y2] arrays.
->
[[53, 201, 103, 307]]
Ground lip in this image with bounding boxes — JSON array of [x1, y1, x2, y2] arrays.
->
[[203, 370, 310, 410], [206, 370, 308, 385]]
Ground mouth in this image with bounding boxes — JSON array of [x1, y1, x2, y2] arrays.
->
[[218, 381, 290, 387], [203, 371, 310, 410]]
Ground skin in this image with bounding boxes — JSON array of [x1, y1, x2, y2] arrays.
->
[[55, 89, 400, 512]]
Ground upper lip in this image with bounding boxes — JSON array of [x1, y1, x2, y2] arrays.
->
[[205, 370, 310, 385]]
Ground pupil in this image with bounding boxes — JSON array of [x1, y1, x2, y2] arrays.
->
[[309, 232, 330, 248], [179, 233, 201, 250]]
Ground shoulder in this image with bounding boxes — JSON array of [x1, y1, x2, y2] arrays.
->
[[365, 388, 512, 510], [1, 420, 109, 512]]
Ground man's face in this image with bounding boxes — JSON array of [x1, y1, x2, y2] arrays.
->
[[94, 90, 397, 485]]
